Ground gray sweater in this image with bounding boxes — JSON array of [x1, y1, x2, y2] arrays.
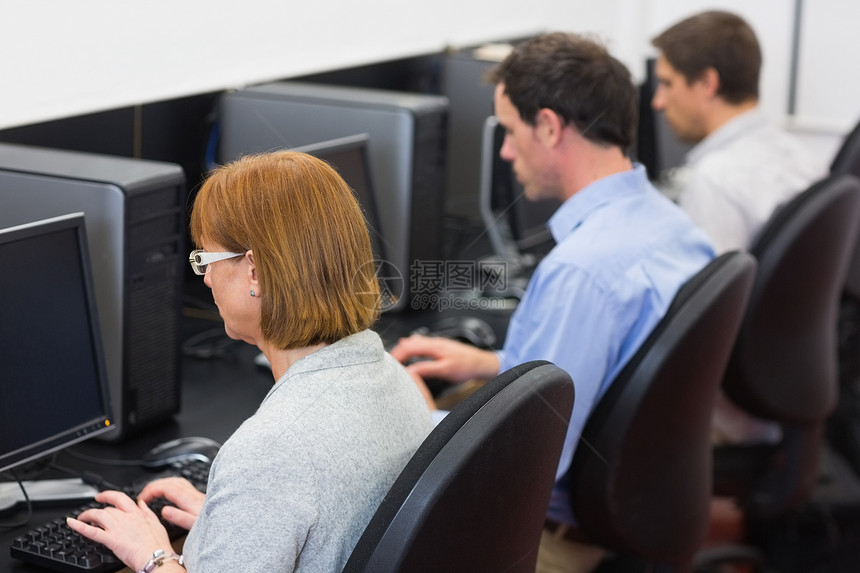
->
[[182, 330, 433, 572]]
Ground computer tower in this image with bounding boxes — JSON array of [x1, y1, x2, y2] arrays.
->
[[441, 39, 537, 220], [219, 81, 449, 311], [442, 47, 498, 220], [0, 143, 186, 441]]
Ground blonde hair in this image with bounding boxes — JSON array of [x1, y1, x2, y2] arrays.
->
[[190, 151, 380, 348]]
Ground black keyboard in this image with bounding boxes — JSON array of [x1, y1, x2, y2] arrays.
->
[[10, 459, 211, 573], [125, 457, 211, 497]]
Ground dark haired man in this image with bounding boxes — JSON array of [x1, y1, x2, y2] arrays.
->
[[652, 10, 826, 256], [652, 11, 826, 445], [392, 32, 714, 572]]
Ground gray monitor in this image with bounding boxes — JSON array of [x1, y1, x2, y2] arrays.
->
[[219, 81, 449, 311]]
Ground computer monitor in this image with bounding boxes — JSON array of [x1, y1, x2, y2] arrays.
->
[[479, 115, 558, 268], [295, 135, 386, 263], [288, 134, 400, 312], [0, 212, 115, 473], [218, 81, 449, 312], [636, 57, 692, 183]]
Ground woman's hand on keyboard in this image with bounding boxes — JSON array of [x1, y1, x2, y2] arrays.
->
[[138, 476, 206, 531], [66, 489, 175, 572]]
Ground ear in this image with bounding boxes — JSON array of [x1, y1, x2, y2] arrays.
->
[[535, 108, 565, 147], [695, 67, 721, 99], [245, 250, 259, 292]]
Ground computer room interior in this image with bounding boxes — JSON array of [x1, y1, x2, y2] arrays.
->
[[4, 1, 860, 571]]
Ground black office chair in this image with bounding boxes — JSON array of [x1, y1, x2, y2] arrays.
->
[[830, 121, 860, 298], [830, 120, 860, 178], [343, 360, 574, 573], [567, 251, 757, 571], [699, 174, 860, 572], [826, 125, 860, 479], [713, 174, 860, 507]]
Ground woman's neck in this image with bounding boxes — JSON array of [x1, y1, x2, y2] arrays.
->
[[262, 342, 329, 381]]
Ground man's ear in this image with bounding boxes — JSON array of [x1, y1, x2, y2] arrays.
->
[[695, 67, 721, 99], [535, 108, 565, 147]]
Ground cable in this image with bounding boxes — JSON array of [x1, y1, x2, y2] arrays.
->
[[46, 462, 123, 493], [6, 456, 56, 482], [180, 292, 244, 358], [0, 470, 33, 529], [183, 293, 221, 319], [182, 326, 243, 359], [61, 447, 144, 468]]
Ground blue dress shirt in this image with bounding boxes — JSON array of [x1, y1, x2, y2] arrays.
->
[[495, 165, 714, 525]]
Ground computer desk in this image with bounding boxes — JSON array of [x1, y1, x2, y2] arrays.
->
[[0, 303, 513, 572]]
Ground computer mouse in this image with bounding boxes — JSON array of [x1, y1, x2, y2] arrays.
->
[[141, 436, 222, 469], [429, 316, 497, 349]]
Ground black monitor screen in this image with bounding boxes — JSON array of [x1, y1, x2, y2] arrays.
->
[[636, 57, 692, 182], [0, 212, 114, 472], [295, 134, 387, 264], [486, 117, 558, 251], [294, 134, 403, 311]]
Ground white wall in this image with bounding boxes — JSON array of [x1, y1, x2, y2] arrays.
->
[[794, 0, 860, 137], [0, 0, 553, 129], [3, 0, 858, 162]]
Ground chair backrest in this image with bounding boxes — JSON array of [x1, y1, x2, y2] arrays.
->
[[829, 123, 860, 298], [568, 252, 757, 566], [715, 175, 860, 516], [722, 174, 860, 424], [343, 360, 574, 573], [830, 120, 860, 179]]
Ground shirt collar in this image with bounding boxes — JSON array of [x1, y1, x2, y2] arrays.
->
[[547, 164, 648, 243], [687, 107, 767, 164], [264, 330, 381, 402]]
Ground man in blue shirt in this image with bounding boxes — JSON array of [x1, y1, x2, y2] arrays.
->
[[391, 32, 714, 573]]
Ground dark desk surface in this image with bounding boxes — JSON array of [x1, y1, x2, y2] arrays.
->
[[0, 302, 514, 571]]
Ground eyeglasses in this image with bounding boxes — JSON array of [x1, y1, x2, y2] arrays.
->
[[189, 249, 244, 275]]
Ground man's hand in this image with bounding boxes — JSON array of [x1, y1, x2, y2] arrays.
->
[[390, 334, 500, 383]]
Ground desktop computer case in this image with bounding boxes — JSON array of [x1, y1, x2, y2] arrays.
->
[[442, 48, 496, 220], [219, 82, 449, 311], [0, 143, 185, 440]]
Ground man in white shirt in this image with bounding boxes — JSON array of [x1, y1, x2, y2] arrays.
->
[[651, 10, 826, 255], [651, 10, 827, 445]]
